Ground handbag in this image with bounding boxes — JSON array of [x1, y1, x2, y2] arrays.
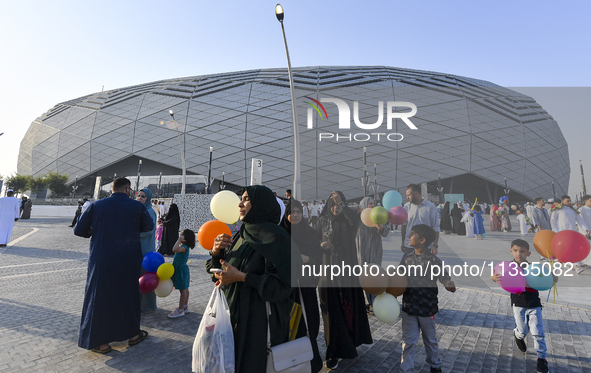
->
[[266, 284, 313, 373]]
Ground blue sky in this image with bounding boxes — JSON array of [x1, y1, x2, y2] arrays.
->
[[1, 1, 590, 197]]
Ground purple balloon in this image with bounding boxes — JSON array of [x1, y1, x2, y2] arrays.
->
[[388, 206, 408, 225], [493, 261, 525, 294], [139, 272, 159, 293]]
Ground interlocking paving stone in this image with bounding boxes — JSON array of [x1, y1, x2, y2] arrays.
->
[[0, 217, 589, 372]]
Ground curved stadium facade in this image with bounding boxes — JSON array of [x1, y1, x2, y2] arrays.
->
[[18, 66, 570, 201]]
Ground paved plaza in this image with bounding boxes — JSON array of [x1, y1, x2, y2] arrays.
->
[[0, 216, 590, 372]]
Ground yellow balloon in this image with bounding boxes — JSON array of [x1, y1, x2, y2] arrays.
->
[[210, 191, 241, 224], [361, 208, 377, 227], [157, 263, 175, 280], [154, 279, 174, 297]]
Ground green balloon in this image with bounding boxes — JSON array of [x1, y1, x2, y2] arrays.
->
[[370, 206, 389, 225]]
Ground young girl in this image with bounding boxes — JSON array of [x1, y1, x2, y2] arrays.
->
[[155, 219, 163, 251], [168, 229, 194, 318], [472, 205, 486, 239]]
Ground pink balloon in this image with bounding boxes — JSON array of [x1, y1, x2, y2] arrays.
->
[[139, 272, 159, 293], [493, 261, 526, 294], [389, 206, 408, 225], [552, 230, 591, 263]]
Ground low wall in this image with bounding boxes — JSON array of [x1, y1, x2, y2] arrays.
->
[[28, 205, 78, 217], [172, 194, 239, 236]]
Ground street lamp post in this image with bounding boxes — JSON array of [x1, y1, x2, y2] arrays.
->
[[169, 110, 186, 195], [207, 146, 213, 194], [362, 147, 367, 197], [503, 177, 510, 196], [135, 160, 142, 194], [158, 172, 163, 198], [551, 180, 556, 200], [275, 4, 301, 201], [220, 172, 226, 190], [437, 174, 444, 203], [580, 160, 587, 196]]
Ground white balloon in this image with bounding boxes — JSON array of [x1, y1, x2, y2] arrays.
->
[[372, 293, 400, 323], [154, 278, 174, 297], [210, 191, 241, 224]]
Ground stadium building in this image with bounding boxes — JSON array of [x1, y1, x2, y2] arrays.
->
[[18, 66, 570, 202]]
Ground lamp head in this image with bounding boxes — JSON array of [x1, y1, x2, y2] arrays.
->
[[169, 110, 174, 117], [275, 4, 284, 22]]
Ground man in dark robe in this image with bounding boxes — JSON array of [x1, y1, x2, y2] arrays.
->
[[74, 178, 154, 353]]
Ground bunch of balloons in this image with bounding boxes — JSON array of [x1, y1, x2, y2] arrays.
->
[[140, 252, 175, 297], [197, 191, 239, 250], [533, 229, 590, 263], [361, 190, 408, 228], [499, 196, 509, 204], [358, 264, 407, 323]]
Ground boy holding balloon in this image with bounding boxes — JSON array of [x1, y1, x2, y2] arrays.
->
[[490, 239, 556, 373], [400, 224, 455, 373]]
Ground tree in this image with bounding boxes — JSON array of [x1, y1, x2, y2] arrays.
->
[[5, 174, 29, 196], [27, 175, 47, 194], [45, 172, 70, 197]]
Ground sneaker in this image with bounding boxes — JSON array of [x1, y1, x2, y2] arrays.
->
[[514, 331, 527, 352], [167, 308, 185, 318], [183, 305, 190, 314], [430, 368, 443, 373], [537, 358, 548, 373], [324, 358, 340, 370]]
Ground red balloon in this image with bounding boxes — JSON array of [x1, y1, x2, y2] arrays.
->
[[389, 206, 408, 225], [139, 272, 159, 293], [552, 230, 591, 263]]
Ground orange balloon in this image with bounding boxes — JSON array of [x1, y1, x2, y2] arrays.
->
[[358, 264, 388, 295], [533, 230, 556, 259], [385, 271, 408, 297], [198, 220, 232, 250]]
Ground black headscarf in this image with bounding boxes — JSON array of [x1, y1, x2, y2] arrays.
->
[[281, 199, 322, 258], [318, 191, 348, 222], [238, 185, 296, 285], [167, 203, 179, 220]]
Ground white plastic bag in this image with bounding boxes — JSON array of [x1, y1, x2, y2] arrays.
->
[[192, 285, 235, 373]]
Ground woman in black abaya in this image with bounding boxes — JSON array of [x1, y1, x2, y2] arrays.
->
[[159, 203, 180, 256], [316, 191, 372, 370], [440, 201, 452, 234], [280, 198, 323, 373]]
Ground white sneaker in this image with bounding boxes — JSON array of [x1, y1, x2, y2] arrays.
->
[[168, 308, 185, 318], [183, 305, 190, 314]]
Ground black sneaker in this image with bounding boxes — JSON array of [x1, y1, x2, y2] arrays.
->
[[537, 358, 548, 373], [430, 367, 443, 373], [514, 331, 527, 352], [325, 358, 340, 370]]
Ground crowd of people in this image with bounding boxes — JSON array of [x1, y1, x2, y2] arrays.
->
[[4, 178, 590, 373]]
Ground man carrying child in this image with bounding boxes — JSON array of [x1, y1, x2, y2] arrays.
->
[[400, 224, 456, 373]]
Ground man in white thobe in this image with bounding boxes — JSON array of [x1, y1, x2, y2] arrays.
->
[[550, 195, 590, 274], [0, 189, 21, 246], [461, 209, 475, 238], [578, 195, 591, 266]]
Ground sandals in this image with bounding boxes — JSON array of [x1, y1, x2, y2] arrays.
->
[[128, 330, 148, 346], [90, 346, 112, 354]]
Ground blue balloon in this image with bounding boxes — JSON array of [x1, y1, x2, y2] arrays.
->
[[383, 190, 403, 211], [525, 263, 554, 291], [143, 252, 165, 272]]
